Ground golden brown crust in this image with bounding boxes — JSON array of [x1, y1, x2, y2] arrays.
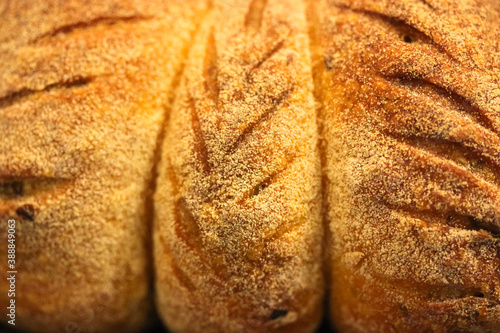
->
[[154, 1, 324, 332], [0, 1, 207, 332], [3, 1, 500, 332], [308, 0, 500, 332]]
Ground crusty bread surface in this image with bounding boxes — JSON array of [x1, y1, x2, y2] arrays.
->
[[153, 0, 325, 332], [0, 0, 207, 332], [308, 0, 500, 332], [2, 0, 500, 332]]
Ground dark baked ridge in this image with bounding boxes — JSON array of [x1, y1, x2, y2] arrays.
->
[[154, 0, 324, 332], [309, 0, 500, 332]]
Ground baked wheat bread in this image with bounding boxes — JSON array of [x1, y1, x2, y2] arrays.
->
[[1, 0, 500, 332], [153, 0, 324, 332], [0, 0, 207, 332], [308, 0, 500, 332]]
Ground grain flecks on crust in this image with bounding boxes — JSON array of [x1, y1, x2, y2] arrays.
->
[[154, 0, 324, 332], [0, 1, 209, 332], [308, 0, 500, 332]]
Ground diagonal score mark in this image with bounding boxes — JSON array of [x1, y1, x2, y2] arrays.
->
[[0, 77, 94, 109], [30, 15, 152, 44], [245, 0, 268, 32], [240, 154, 298, 203], [340, 5, 461, 64], [188, 91, 212, 175], [203, 29, 219, 104], [227, 87, 292, 155], [0, 177, 72, 200], [247, 39, 286, 80], [416, 0, 436, 11]]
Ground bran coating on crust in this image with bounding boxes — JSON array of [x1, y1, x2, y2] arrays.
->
[[154, 0, 325, 332], [0, 1, 207, 332], [308, 0, 500, 332]]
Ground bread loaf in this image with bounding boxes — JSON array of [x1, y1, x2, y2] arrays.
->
[[0, 0, 207, 332], [1, 0, 500, 332], [308, 0, 500, 331], [153, 0, 324, 332]]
